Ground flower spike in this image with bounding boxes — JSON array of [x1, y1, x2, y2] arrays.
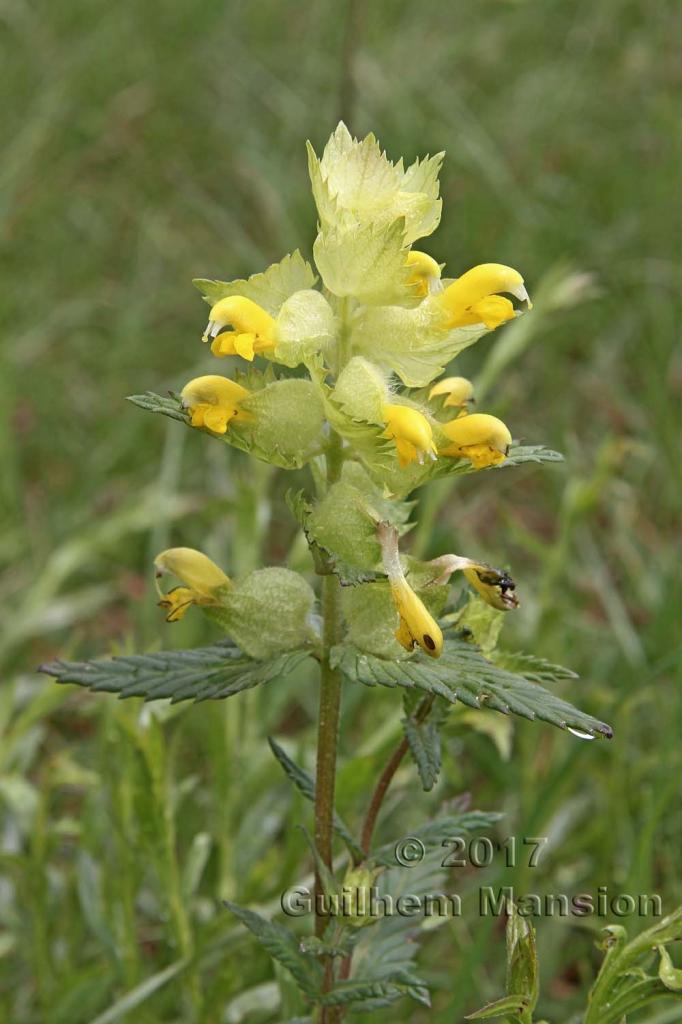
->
[[381, 404, 437, 468], [439, 412, 512, 469], [427, 554, 519, 611], [405, 250, 443, 297], [181, 375, 250, 434], [154, 547, 231, 622], [378, 522, 443, 658], [202, 295, 276, 361], [436, 263, 531, 331]]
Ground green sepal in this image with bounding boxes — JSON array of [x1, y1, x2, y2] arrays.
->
[[206, 568, 317, 659], [193, 249, 316, 315], [340, 579, 448, 660], [274, 288, 336, 367], [332, 357, 388, 424]]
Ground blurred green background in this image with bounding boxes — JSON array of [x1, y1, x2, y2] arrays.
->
[[2, 0, 681, 1020]]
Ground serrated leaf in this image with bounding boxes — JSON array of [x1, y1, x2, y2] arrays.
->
[[465, 994, 531, 1020], [313, 220, 412, 306], [193, 250, 316, 315], [402, 714, 441, 792], [308, 123, 442, 244], [493, 651, 578, 684], [320, 971, 430, 1009], [372, 809, 503, 867], [331, 640, 613, 739], [223, 901, 322, 998], [267, 738, 365, 862], [40, 643, 311, 704], [351, 302, 490, 388]]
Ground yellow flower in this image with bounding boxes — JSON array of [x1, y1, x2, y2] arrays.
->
[[405, 250, 442, 297], [202, 295, 277, 361], [154, 547, 231, 622], [428, 376, 475, 415], [377, 522, 443, 658], [180, 375, 250, 434], [463, 564, 519, 611], [381, 403, 437, 468], [427, 554, 519, 611], [439, 412, 512, 469], [436, 263, 531, 330]]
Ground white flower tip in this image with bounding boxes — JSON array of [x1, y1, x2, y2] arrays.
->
[[511, 283, 531, 306]]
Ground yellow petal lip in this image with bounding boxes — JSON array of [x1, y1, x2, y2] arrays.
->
[[181, 375, 250, 433], [201, 295, 277, 355], [381, 403, 437, 467], [429, 376, 475, 408], [154, 547, 230, 598], [438, 413, 512, 469], [436, 262, 531, 329]]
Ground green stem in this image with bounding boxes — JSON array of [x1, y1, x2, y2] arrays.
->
[[314, 432, 344, 945]]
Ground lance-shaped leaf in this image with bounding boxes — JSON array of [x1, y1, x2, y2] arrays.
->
[[267, 738, 365, 862], [40, 642, 312, 704], [193, 249, 316, 315], [331, 641, 613, 739], [223, 901, 322, 999], [371, 809, 503, 867]]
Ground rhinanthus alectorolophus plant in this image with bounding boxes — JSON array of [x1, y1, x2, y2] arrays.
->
[[42, 124, 627, 1022]]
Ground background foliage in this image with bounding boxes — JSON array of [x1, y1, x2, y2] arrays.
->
[[1, 0, 680, 1020]]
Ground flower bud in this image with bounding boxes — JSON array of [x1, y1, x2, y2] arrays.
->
[[180, 375, 250, 434], [202, 296, 277, 360], [342, 864, 383, 928], [436, 263, 531, 330], [439, 412, 512, 469]]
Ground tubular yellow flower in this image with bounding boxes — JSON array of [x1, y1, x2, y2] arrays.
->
[[436, 263, 532, 330], [439, 412, 512, 469], [405, 250, 442, 297], [427, 554, 519, 611], [154, 547, 231, 622], [378, 522, 443, 658], [180, 375, 250, 434], [428, 376, 475, 414], [202, 296, 277, 361], [381, 403, 437, 468]]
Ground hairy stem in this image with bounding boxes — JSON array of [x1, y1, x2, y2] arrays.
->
[[314, 429, 344, 946]]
